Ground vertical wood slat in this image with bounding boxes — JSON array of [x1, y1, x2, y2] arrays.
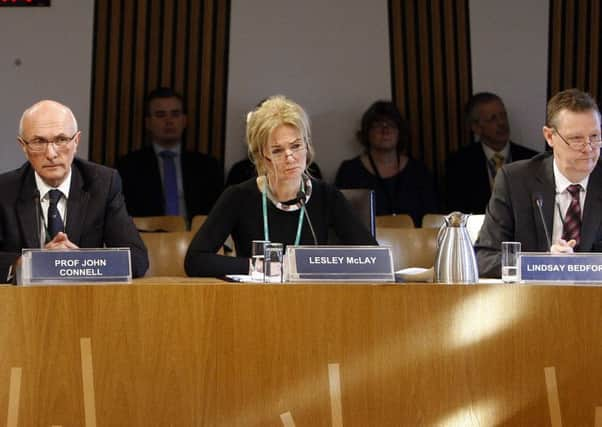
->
[[131, 0, 148, 152], [199, 0, 215, 154], [389, 0, 471, 190], [212, 1, 231, 161], [90, 0, 108, 164], [118, 0, 135, 158], [90, 0, 230, 167], [160, 0, 174, 86], [547, 0, 601, 103]]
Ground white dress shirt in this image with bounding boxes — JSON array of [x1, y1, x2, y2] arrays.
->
[[35, 170, 71, 247]]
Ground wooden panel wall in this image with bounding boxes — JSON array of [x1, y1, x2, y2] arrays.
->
[[388, 0, 472, 186], [89, 0, 230, 167], [548, 0, 601, 101]]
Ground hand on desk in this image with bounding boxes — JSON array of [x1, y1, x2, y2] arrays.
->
[[45, 232, 79, 250], [550, 238, 576, 254]]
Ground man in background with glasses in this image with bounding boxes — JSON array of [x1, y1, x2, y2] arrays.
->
[[0, 100, 148, 282], [446, 92, 538, 214], [476, 88, 602, 278]]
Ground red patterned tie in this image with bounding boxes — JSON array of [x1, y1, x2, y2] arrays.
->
[[562, 184, 582, 247]]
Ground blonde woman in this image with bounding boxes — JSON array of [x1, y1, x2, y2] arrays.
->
[[185, 95, 376, 277]]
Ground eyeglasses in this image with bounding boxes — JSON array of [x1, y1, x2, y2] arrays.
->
[[553, 127, 602, 151], [19, 133, 78, 152], [370, 120, 398, 131], [268, 141, 306, 161]]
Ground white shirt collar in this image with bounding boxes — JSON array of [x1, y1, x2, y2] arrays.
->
[[481, 141, 511, 161], [553, 159, 589, 194], [152, 142, 182, 156], [34, 169, 72, 200]]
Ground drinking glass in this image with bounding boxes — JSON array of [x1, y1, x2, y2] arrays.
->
[[250, 240, 270, 281], [264, 242, 284, 283], [501, 241, 521, 283]]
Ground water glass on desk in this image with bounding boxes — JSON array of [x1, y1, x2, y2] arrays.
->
[[501, 241, 521, 283], [250, 240, 270, 280], [264, 242, 284, 283]]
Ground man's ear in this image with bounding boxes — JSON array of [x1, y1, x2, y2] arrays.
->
[[471, 121, 481, 137], [542, 126, 554, 149]]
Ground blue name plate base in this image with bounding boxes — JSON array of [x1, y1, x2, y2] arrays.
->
[[286, 246, 394, 282], [520, 252, 602, 283], [18, 248, 132, 285]]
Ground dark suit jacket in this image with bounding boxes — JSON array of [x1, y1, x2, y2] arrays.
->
[[475, 152, 602, 277], [117, 146, 224, 219], [0, 159, 149, 281], [446, 141, 538, 214]]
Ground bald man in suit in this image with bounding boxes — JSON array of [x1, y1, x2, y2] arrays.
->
[[0, 100, 148, 281]]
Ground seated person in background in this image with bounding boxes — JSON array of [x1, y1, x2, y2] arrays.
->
[[476, 88, 602, 277], [226, 157, 323, 186], [334, 100, 437, 226], [117, 87, 224, 221], [446, 92, 538, 214], [0, 100, 148, 281], [185, 95, 377, 277]]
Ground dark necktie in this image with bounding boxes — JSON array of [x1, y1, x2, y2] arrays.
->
[[47, 189, 64, 241], [159, 151, 179, 215], [562, 184, 582, 247]]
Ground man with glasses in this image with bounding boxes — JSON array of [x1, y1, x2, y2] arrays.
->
[[476, 89, 602, 277], [447, 92, 538, 214], [0, 100, 148, 282], [117, 87, 224, 223]]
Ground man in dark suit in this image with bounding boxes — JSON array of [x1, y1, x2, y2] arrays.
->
[[476, 89, 602, 277], [446, 92, 538, 213], [0, 100, 148, 281], [117, 87, 224, 221]]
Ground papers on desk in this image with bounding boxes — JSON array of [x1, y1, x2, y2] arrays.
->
[[395, 267, 434, 282], [225, 275, 263, 283]]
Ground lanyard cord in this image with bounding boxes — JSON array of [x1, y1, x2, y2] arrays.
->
[[262, 180, 305, 245]]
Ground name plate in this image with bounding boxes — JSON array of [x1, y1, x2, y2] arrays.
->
[[18, 248, 132, 285], [519, 252, 602, 283], [286, 246, 394, 282]]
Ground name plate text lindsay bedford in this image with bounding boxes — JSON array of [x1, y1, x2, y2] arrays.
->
[[18, 248, 132, 285], [519, 252, 602, 284], [286, 246, 394, 282]]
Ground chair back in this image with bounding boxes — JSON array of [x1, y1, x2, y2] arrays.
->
[[340, 189, 375, 236], [466, 214, 485, 244], [133, 215, 187, 232], [421, 213, 446, 228], [376, 227, 438, 270], [375, 214, 415, 229], [141, 231, 193, 277]]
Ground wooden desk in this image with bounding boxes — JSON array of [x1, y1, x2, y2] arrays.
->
[[1, 281, 601, 426]]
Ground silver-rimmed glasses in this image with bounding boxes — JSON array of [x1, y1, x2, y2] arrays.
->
[[553, 127, 602, 151], [268, 140, 306, 161], [19, 133, 78, 152]]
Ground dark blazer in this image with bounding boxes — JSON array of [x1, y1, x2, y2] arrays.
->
[[446, 141, 538, 214], [475, 152, 602, 277], [0, 159, 149, 281], [117, 146, 224, 219]]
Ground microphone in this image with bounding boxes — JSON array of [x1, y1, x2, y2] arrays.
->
[[297, 190, 318, 245], [534, 193, 552, 249]]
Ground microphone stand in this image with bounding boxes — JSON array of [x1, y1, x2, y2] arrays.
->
[[297, 191, 318, 245]]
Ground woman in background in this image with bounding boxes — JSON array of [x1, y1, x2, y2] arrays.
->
[[335, 101, 438, 227], [185, 95, 376, 277]]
